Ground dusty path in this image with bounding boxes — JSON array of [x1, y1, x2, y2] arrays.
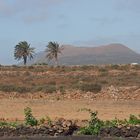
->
[[0, 98, 139, 121]]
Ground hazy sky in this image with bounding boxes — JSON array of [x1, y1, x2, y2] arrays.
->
[[0, 0, 140, 64]]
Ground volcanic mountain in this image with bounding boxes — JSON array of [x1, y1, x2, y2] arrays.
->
[[28, 43, 140, 65]]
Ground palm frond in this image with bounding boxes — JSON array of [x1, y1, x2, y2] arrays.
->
[[14, 41, 35, 64]]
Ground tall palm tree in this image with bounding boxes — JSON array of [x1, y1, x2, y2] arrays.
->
[[46, 42, 63, 66], [14, 41, 35, 65]]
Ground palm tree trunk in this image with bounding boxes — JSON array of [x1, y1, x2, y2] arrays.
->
[[55, 57, 59, 66], [23, 56, 27, 65]]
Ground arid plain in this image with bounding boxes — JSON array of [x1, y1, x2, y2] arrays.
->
[[0, 65, 139, 122]]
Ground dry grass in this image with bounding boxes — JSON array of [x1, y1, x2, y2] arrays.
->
[[0, 64, 140, 94]]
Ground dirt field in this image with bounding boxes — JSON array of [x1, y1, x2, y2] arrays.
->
[[0, 98, 139, 121], [0, 65, 139, 122]]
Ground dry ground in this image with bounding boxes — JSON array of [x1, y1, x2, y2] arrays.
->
[[0, 65, 140, 121], [0, 98, 139, 121]]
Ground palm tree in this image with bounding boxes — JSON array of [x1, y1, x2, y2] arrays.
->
[[46, 42, 63, 66], [14, 41, 35, 65]]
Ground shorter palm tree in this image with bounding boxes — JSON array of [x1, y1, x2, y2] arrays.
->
[[46, 42, 63, 66], [14, 41, 35, 65]]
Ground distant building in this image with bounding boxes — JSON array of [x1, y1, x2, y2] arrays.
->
[[131, 63, 138, 65]]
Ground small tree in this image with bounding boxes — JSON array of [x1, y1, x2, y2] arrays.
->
[[14, 41, 35, 65], [46, 42, 63, 66]]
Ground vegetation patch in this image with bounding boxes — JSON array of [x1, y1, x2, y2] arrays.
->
[[0, 84, 30, 93], [78, 108, 140, 136], [77, 83, 102, 93], [24, 107, 38, 126]]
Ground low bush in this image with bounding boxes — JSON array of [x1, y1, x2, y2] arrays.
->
[[33, 85, 56, 93], [78, 109, 104, 135], [0, 84, 30, 93], [78, 109, 140, 136], [24, 107, 38, 126], [110, 64, 119, 69], [98, 68, 108, 72], [128, 114, 140, 125], [42, 85, 56, 93], [0, 121, 19, 128], [59, 85, 66, 94], [78, 83, 102, 93]]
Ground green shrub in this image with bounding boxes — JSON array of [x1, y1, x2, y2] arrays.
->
[[24, 107, 38, 126], [78, 109, 104, 135], [128, 114, 140, 125], [0, 121, 19, 128], [78, 108, 140, 136]]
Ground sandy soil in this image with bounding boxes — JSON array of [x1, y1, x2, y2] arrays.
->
[[0, 98, 139, 121]]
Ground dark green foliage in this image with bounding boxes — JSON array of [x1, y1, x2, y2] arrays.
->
[[128, 114, 140, 125], [79, 109, 104, 135], [14, 41, 35, 65], [24, 107, 38, 126], [78, 109, 140, 135], [0, 121, 19, 128]]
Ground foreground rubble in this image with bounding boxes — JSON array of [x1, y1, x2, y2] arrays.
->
[[0, 119, 140, 138]]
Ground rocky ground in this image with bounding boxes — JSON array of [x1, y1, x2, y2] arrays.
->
[[0, 85, 140, 101], [0, 119, 78, 137], [0, 122, 139, 138]]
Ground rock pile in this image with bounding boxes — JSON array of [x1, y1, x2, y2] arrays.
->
[[0, 119, 78, 137], [99, 126, 140, 138], [97, 85, 140, 100], [0, 120, 140, 138]]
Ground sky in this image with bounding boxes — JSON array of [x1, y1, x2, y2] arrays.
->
[[0, 0, 140, 65]]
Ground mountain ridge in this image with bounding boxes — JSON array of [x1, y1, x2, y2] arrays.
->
[[27, 43, 140, 65]]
